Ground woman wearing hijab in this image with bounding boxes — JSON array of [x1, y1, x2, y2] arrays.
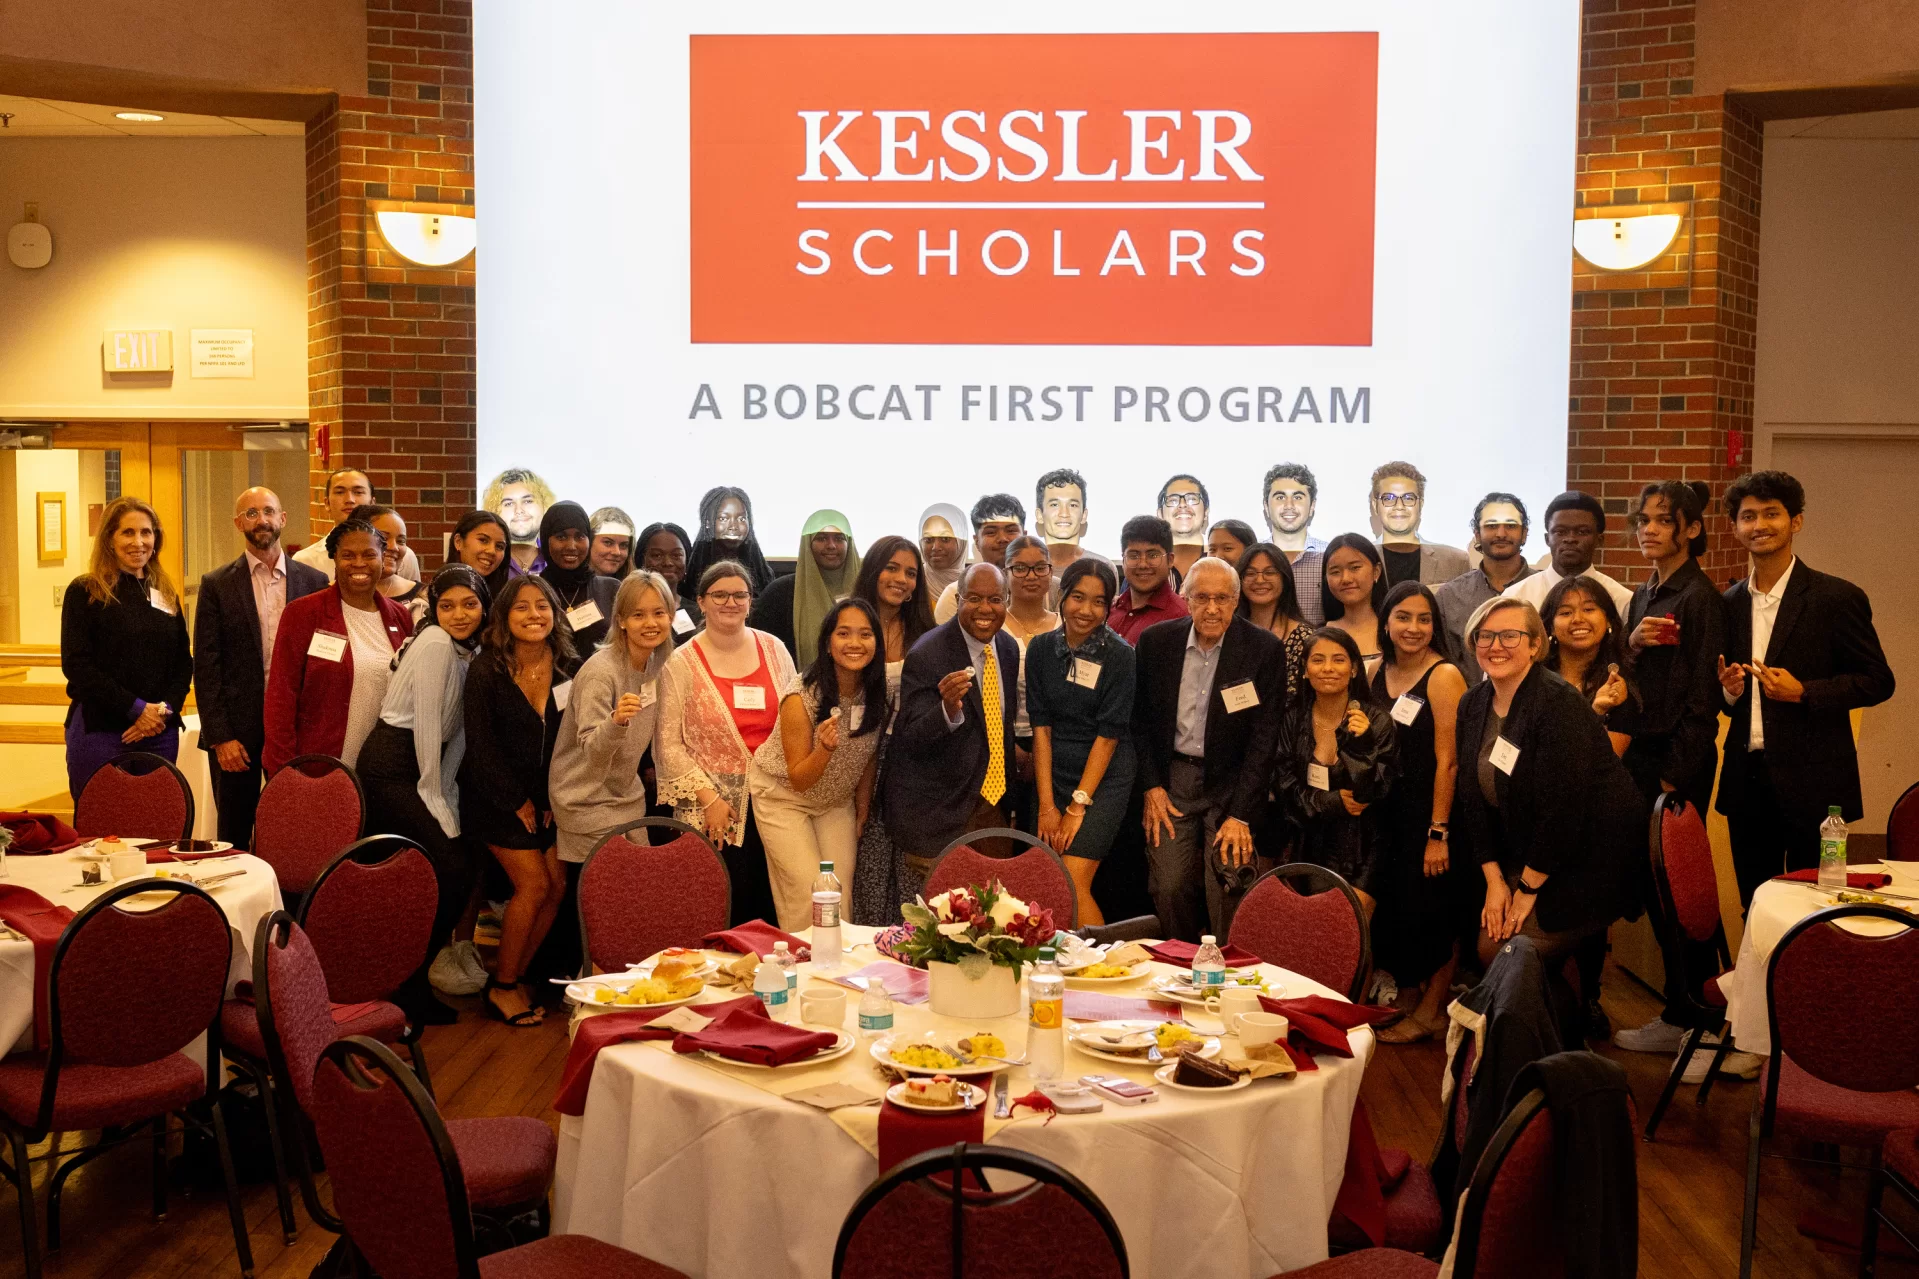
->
[[917, 502, 970, 601], [684, 485, 773, 599], [750, 509, 863, 664], [638, 520, 701, 637], [359, 564, 492, 1020], [537, 500, 620, 650]]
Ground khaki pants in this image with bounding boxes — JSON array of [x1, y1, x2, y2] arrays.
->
[[749, 765, 859, 932]]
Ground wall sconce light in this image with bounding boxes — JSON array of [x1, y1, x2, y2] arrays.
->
[[374, 210, 476, 267], [1572, 213, 1683, 272]]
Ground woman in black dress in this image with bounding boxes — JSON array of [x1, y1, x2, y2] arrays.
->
[[460, 574, 579, 1026], [1369, 582, 1469, 1043]]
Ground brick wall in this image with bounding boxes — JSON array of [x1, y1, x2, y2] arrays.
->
[[305, 0, 475, 571], [1570, 0, 1762, 583]]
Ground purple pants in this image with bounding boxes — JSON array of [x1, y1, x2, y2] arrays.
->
[[65, 705, 179, 802]]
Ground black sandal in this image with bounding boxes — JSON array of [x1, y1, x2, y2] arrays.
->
[[483, 978, 543, 1027]]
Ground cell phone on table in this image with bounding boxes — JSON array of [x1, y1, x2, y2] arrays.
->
[[1079, 1074, 1159, 1105]]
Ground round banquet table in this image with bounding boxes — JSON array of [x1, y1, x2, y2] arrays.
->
[[0, 847, 284, 1059], [552, 924, 1373, 1279], [1722, 865, 1912, 1058]]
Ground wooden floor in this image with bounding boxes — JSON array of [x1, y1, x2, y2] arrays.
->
[[0, 966, 1912, 1278]]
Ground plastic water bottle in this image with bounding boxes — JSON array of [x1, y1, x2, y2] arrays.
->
[[1028, 948, 1065, 1084], [1818, 806, 1849, 889], [773, 941, 798, 994], [754, 954, 791, 1022], [1192, 934, 1227, 994], [858, 980, 894, 1039], [811, 860, 844, 972]]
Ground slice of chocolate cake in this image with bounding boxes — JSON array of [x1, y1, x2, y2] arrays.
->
[[1172, 1045, 1240, 1088]]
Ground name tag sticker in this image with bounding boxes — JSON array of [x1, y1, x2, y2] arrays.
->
[[639, 682, 659, 709], [552, 680, 573, 712], [1490, 736, 1521, 775], [1390, 694, 1425, 727], [566, 601, 603, 630], [846, 705, 864, 732], [1307, 762, 1332, 791], [1220, 680, 1259, 714], [149, 588, 175, 615], [673, 609, 697, 636], [733, 683, 767, 711], [307, 631, 347, 663], [1071, 658, 1102, 690]]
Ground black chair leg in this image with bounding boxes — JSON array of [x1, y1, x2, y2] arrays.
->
[[208, 1101, 256, 1279], [1696, 1032, 1736, 1107], [247, 1061, 299, 1242], [1740, 1099, 1765, 1279], [1645, 1026, 1702, 1142], [6, 1126, 40, 1279], [1862, 1154, 1885, 1279], [152, 1116, 168, 1220], [405, 1031, 435, 1098]]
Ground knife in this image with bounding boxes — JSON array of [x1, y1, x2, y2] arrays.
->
[[993, 1072, 1011, 1119]]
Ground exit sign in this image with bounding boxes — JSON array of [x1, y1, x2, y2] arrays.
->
[[103, 329, 173, 372]]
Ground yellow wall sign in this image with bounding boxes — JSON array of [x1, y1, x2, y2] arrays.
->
[[103, 329, 173, 372]]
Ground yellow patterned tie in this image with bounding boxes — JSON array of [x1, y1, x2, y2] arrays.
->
[[979, 644, 1006, 805]]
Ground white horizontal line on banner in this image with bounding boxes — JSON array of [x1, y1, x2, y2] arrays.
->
[[794, 201, 1268, 211]]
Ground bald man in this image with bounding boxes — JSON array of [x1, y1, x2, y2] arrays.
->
[[194, 487, 328, 845]]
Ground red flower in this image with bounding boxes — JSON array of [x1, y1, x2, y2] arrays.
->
[[969, 911, 993, 932]]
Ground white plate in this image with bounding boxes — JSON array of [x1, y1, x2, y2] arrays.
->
[[1062, 962, 1151, 986], [629, 952, 720, 980], [1150, 975, 1280, 1005], [871, 1030, 1017, 1076], [701, 1028, 855, 1069], [886, 1080, 988, 1113], [567, 974, 708, 1010], [1153, 1061, 1252, 1093], [1068, 1020, 1219, 1065]]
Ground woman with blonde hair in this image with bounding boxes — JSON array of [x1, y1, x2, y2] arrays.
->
[[61, 496, 193, 799]]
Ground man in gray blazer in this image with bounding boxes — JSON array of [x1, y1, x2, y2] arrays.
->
[[1370, 462, 1470, 588]]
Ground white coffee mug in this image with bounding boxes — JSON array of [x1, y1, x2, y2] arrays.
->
[[1206, 986, 1265, 1036], [1235, 1011, 1290, 1050], [799, 988, 847, 1029], [108, 849, 147, 883]]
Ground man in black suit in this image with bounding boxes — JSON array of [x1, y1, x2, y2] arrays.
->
[[884, 562, 1022, 873], [1716, 470, 1895, 906], [194, 487, 328, 847], [1132, 557, 1287, 940]]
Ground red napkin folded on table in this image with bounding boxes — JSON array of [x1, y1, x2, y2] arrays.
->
[[1258, 994, 1399, 1071], [0, 884, 76, 1049], [670, 1000, 839, 1067], [553, 995, 760, 1116], [702, 920, 812, 960], [1143, 939, 1263, 969], [878, 1097, 987, 1172], [1777, 868, 1891, 890], [0, 812, 85, 856]]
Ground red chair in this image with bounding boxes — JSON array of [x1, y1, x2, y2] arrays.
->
[[297, 835, 439, 1092], [1739, 903, 1919, 1279], [1889, 779, 1919, 863], [0, 880, 253, 1279], [925, 828, 1078, 928], [577, 817, 730, 975], [1642, 793, 1738, 1141], [308, 1036, 684, 1278], [1230, 864, 1371, 1002], [1869, 1126, 1919, 1271], [252, 753, 365, 896], [71, 750, 194, 842], [834, 1142, 1127, 1278]]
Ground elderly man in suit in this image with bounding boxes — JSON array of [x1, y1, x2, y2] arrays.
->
[[885, 562, 1023, 874], [1132, 557, 1288, 940], [1716, 470, 1894, 906], [194, 486, 327, 847]]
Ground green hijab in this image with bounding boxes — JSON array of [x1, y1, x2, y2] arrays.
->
[[794, 509, 862, 666]]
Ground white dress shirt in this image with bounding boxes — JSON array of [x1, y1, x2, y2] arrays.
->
[[248, 546, 289, 677], [1502, 562, 1635, 622], [942, 628, 1014, 730], [1738, 556, 1796, 751]]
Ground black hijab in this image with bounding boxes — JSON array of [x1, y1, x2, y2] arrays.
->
[[538, 501, 598, 600], [683, 485, 772, 600]]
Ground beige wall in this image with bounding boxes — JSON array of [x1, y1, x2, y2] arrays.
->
[[0, 136, 309, 421], [1698, 0, 1919, 95]]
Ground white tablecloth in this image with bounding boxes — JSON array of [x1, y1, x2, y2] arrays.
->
[[178, 714, 219, 840], [1723, 866, 1911, 1057], [553, 926, 1372, 1279], [0, 848, 284, 1058]]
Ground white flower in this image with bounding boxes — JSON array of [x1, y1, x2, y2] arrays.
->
[[927, 891, 955, 922], [936, 921, 973, 938], [989, 892, 1028, 930]]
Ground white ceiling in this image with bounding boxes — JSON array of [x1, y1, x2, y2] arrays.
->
[[0, 95, 304, 138], [1766, 107, 1919, 139]]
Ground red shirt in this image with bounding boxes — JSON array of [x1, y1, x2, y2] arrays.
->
[[691, 642, 782, 753], [1108, 579, 1190, 645]]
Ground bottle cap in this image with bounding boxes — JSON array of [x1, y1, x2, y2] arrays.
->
[[1038, 947, 1056, 961], [1829, 805, 1842, 815], [1200, 935, 1217, 944], [820, 861, 833, 871], [774, 941, 789, 953]]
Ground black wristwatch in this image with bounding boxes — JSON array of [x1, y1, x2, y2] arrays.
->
[[1512, 879, 1540, 896], [1427, 824, 1449, 843]]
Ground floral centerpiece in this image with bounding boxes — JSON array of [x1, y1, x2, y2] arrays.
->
[[897, 881, 1056, 1019]]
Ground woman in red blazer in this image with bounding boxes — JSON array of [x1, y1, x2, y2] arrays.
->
[[264, 519, 413, 774]]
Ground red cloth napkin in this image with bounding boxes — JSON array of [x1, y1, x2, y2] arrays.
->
[[702, 920, 812, 960], [1329, 1100, 1390, 1247], [1258, 995, 1399, 1072], [0, 813, 85, 856], [670, 1000, 839, 1067], [0, 884, 76, 1049], [878, 1097, 987, 1172], [1777, 868, 1892, 890], [553, 995, 760, 1115], [1143, 939, 1263, 968]]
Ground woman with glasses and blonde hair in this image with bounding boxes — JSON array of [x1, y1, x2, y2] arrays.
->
[[1451, 597, 1643, 970], [61, 496, 194, 799]]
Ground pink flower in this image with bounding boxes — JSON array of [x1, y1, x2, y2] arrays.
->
[[969, 911, 993, 932]]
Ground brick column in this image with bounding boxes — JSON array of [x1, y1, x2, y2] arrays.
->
[[305, 0, 476, 571], [1569, 0, 1762, 582]]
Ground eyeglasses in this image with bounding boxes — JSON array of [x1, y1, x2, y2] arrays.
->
[[1241, 567, 1280, 581], [1163, 494, 1205, 510], [961, 595, 1006, 606], [1376, 493, 1420, 508], [1188, 592, 1235, 608], [1472, 629, 1530, 650], [1008, 563, 1051, 579], [1122, 549, 1165, 563], [704, 590, 751, 605], [238, 508, 280, 521]]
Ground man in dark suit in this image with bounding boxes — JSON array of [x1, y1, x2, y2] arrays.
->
[[194, 487, 327, 847], [1132, 557, 1287, 940], [1716, 470, 1894, 906], [884, 562, 1022, 873]]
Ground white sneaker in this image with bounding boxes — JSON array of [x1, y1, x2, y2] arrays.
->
[[1614, 1017, 1689, 1053], [454, 940, 489, 988], [429, 943, 486, 995], [1368, 969, 1399, 1007], [1680, 1043, 1765, 1084]]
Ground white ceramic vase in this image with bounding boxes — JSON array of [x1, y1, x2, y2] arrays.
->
[[926, 958, 1021, 1020]]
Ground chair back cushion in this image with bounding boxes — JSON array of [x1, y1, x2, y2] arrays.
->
[[580, 831, 730, 972], [1656, 801, 1720, 943], [1772, 914, 1919, 1093], [303, 843, 438, 1004], [254, 757, 364, 894], [57, 888, 228, 1066], [260, 918, 346, 1110], [309, 1041, 465, 1279], [1466, 1102, 1560, 1279], [840, 1180, 1123, 1279], [73, 753, 191, 841], [1229, 871, 1364, 999], [924, 845, 1075, 927], [1890, 781, 1919, 863]]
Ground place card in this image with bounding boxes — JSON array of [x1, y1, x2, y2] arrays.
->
[[786, 1082, 883, 1112], [648, 1006, 715, 1034]]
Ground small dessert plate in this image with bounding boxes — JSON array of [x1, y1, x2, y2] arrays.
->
[[1154, 1062, 1251, 1093]]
